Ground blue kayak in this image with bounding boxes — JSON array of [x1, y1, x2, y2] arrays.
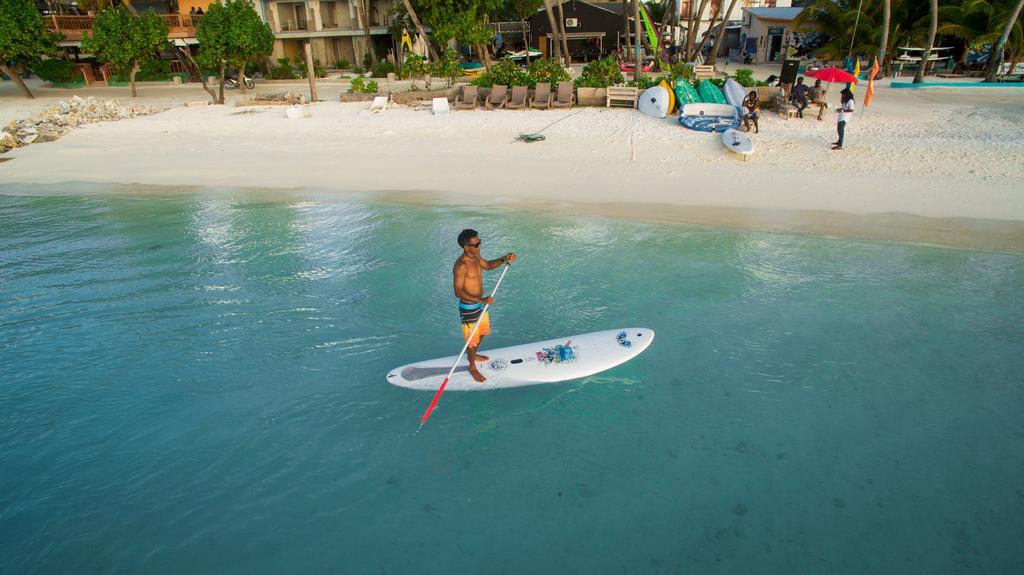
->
[[679, 114, 740, 133]]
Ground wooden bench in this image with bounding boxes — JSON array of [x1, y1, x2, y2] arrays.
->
[[694, 65, 716, 81], [606, 86, 639, 108]]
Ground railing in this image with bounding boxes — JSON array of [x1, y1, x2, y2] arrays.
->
[[47, 13, 202, 37]]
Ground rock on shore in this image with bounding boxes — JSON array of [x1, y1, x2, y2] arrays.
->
[[1, 96, 165, 153]]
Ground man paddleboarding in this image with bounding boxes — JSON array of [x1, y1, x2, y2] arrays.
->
[[453, 229, 516, 382]]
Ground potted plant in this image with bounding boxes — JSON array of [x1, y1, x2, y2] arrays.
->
[[574, 57, 625, 106]]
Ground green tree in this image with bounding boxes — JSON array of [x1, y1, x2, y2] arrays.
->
[[81, 7, 168, 98], [0, 0, 61, 98], [432, 47, 462, 87], [795, 0, 931, 67], [417, 0, 504, 72], [224, 0, 274, 96], [195, 0, 274, 104]]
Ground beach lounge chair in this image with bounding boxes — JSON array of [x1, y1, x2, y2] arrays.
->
[[530, 82, 552, 109], [368, 96, 388, 114], [455, 85, 478, 110], [551, 82, 574, 109], [505, 86, 528, 110], [432, 97, 450, 116], [486, 84, 508, 109]]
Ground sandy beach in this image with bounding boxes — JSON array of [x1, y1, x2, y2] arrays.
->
[[2, 76, 1023, 252]]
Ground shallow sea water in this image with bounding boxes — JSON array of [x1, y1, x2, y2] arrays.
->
[[1, 190, 1023, 574]]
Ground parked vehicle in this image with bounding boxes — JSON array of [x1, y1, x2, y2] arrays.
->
[[224, 74, 255, 90]]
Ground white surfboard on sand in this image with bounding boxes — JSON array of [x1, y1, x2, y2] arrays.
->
[[721, 128, 754, 160], [387, 328, 655, 391], [637, 86, 670, 119], [723, 79, 747, 110]]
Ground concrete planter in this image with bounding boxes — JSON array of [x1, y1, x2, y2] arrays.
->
[[576, 87, 606, 106]]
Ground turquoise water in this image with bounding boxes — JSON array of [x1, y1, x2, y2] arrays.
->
[[2, 191, 1023, 574]]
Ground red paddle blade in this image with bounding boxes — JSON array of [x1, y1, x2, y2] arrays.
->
[[420, 377, 449, 426]]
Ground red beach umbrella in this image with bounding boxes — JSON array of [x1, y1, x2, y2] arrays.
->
[[804, 66, 860, 84], [804, 66, 860, 105]]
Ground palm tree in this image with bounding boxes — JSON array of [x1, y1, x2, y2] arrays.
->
[[879, 0, 890, 76], [622, 0, 631, 56], [939, 0, 1001, 72], [913, 0, 938, 83], [542, 0, 563, 63], [707, 0, 739, 66], [354, 0, 378, 66], [795, 0, 876, 61], [555, 0, 571, 66], [985, 0, 1024, 81], [694, 0, 722, 61], [686, 0, 710, 61]]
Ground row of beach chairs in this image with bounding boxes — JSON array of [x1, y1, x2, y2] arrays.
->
[[454, 82, 574, 111]]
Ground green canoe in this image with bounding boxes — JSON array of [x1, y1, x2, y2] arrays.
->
[[697, 80, 727, 104], [674, 79, 701, 107]]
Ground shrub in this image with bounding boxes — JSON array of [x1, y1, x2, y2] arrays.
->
[[574, 56, 623, 88], [733, 68, 755, 87], [665, 61, 693, 84], [471, 59, 530, 88], [527, 57, 570, 88], [401, 54, 427, 79], [33, 59, 82, 84], [268, 57, 297, 79], [626, 76, 659, 90], [299, 58, 326, 78], [347, 74, 377, 93], [371, 60, 395, 78], [334, 58, 350, 70], [431, 48, 461, 87], [136, 58, 171, 81], [351, 66, 364, 74]]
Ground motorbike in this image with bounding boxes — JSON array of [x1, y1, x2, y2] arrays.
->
[[224, 75, 255, 90]]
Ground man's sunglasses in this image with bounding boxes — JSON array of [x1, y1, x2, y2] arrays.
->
[[466, 241, 482, 248]]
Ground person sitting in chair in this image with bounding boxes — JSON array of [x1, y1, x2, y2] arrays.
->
[[790, 77, 810, 118], [810, 79, 828, 120]]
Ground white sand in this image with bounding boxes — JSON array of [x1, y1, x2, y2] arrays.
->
[[2, 78, 1023, 251]]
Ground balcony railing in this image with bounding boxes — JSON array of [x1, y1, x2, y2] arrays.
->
[[47, 13, 202, 40]]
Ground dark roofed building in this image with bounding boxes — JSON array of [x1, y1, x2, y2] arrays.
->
[[528, 0, 637, 62]]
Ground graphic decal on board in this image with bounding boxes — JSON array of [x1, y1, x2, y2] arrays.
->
[[537, 341, 576, 365], [616, 331, 632, 349]]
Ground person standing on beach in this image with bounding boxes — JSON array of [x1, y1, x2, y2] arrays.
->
[[833, 89, 855, 150], [453, 229, 516, 383]]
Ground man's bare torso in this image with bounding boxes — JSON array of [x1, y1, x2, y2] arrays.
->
[[454, 256, 483, 303]]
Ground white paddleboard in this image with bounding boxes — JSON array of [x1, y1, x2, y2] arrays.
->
[[637, 86, 670, 119], [721, 128, 754, 159], [681, 103, 738, 118], [723, 78, 748, 109], [387, 328, 655, 391]]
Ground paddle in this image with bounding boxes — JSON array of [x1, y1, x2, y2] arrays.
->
[[419, 262, 512, 428]]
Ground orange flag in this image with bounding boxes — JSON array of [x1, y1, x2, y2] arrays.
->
[[864, 56, 880, 107]]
